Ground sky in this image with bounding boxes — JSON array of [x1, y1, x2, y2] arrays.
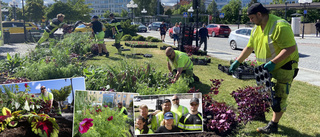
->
[[3, 0, 178, 8], [0, 77, 86, 103]]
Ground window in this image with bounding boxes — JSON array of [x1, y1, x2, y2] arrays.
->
[[3, 23, 13, 27], [123, 95, 126, 98], [131, 95, 134, 98], [99, 97, 101, 102], [100, 92, 102, 94]]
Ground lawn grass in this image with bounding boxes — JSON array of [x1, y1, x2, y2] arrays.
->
[[86, 41, 320, 137]]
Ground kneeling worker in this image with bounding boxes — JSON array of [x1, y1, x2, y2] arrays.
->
[[166, 47, 199, 83]]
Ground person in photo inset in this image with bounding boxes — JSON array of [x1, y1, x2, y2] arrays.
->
[[178, 97, 203, 131], [171, 94, 188, 120], [151, 99, 179, 131], [135, 116, 154, 135], [154, 112, 181, 133], [139, 104, 160, 129], [118, 102, 128, 119], [39, 86, 62, 116]]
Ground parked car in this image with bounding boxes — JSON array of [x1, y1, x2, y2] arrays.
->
[[2, 21, 39, 34], [148, 22, 169, 31], [168, 27, 174, 38], [131, 22, 147, 32], [148, 22, 161, 31], [134, 97, 141, 102], [206, 24, 231, 37], [228, 28, 252, 50], [74, 24, 92, 33]]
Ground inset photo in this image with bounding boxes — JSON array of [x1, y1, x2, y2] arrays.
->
[[133, 93, 203, 136], [73, 90, 139, 137], [0, 77, 85, 137]]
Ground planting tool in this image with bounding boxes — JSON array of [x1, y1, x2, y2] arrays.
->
[[254, 64, 276, 106]]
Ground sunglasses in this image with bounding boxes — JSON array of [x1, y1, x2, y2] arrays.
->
[[190, 103, 198, 106], [41, 87, 46, 90], [172, 99, 179, 101]]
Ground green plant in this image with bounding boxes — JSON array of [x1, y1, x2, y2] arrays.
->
[[4, 53, 26, 74], [131, 35, 145, 41], [121, 34, 132, 41], [149, 37, 162, 42], [146, 36, 153, 41], [73, 91, 130, 137]]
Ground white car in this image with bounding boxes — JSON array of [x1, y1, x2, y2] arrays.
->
[[134, 97, 141, 102], [228, 28, 252, 50]]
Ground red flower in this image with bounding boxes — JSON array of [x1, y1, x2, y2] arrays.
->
[[104, 105, 108, 108], [107, 116, 113, 121], [96, 109, 102, 113], [79, 118, 93, 134], [31, 95, 35, 98], [24, 83, 28, 88]]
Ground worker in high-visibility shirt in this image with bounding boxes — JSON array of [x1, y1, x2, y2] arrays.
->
[[151, 99, 179, 131], [117, 102, 128, 119], [134, 116, 154, 135], [139, 104, 161, 129], [39, 86, 62, 116], [229, 3, 299, 134], [37, 13, 68, 45], [178, 97, 203, 131], [166, 47, 199, 83], [171, 94, 188, 120]]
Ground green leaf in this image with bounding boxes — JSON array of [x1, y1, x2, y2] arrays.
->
[[7, 53, 11, 60], [24, 100, 30, 111], [8, 120, 18, 127]]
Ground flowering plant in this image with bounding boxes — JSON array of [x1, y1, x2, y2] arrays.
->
[[231, 86, 271, 123]]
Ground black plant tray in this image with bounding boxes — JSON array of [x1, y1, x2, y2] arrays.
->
[[160, 46, 178, 50], [218, 64, 231, 75], [254, 64, 275, 105]]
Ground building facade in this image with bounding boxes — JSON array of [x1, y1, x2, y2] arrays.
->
[[204, 0, 299, 10], [60, 0, 131, 17], [87, 91, 138, 108]]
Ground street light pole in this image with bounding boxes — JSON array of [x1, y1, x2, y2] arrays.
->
[[22, 0, 27, 41], [284, 2, 288, 21], [238, 9, 242, 29]]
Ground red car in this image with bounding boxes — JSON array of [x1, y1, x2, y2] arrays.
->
[[206, 24, 231, 37]]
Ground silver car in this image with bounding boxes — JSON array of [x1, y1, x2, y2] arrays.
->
[[228, 28, 252, 50]]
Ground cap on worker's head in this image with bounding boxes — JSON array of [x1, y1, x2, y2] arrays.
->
[[109, 13, 114, 17], [190, 97, 199, 104], [164, 112, 174, 120], [247, 3, 269, 15], [91, 15, 99, 19], [163, 99, 171, 104]]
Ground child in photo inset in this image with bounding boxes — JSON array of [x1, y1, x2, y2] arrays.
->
[[135, 116, 154, 135], [155, 112, 181, 133]]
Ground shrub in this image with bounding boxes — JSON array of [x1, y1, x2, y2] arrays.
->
[[149, 37, 162, 42], [146, 36, 153, 41], [121, 34, 132, 41]]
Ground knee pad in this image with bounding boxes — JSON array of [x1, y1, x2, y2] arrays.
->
[[271, 97, 282, 112]]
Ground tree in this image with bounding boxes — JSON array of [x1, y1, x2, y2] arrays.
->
[[67, 0, 92, 22], [51, 85, 72, 108], [46, 1, 77, 22], [121, 9, 129, 17], [25, 0, 45, 22], [51, 85, 72, 102], [8, 7, 23, 21], [248, 0, 258, 7], [172, 3, 192, 15], [165, 9, 173, 15], [207, 0, 219, 23], [221, 0, 242, 24]]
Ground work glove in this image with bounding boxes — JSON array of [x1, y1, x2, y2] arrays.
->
[[229, 60, 240, 73], [264, 61, 276, 72]]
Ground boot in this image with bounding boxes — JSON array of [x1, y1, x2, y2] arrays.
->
[[105, 52, 109, 57], [257, 121, 278, 134], [99, 53, 103, 56]]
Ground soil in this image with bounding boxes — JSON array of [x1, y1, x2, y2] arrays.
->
[[0, 117, 72, 137]]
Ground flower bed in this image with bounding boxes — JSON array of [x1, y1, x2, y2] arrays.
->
[[159, 46, 178, 50], [183, 45, 207, 56], [124, 42, 157, 48]]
